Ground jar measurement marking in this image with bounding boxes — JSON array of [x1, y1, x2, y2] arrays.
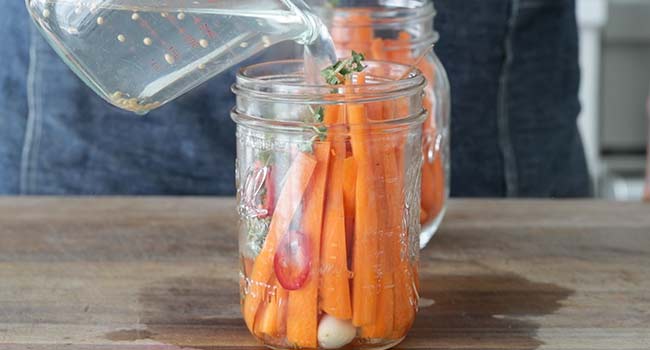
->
[[164, 14, 201, 49], [198, 22, 216, 39]]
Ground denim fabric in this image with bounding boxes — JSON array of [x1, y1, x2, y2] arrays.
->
[[0, 0, 30, 194], [435, 0, 591, 197], [0, 0, 590, 196]]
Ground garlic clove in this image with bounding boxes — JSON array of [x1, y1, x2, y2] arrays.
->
[[317, 314, 356, 349]]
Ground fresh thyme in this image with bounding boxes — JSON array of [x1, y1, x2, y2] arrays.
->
[[321, 51, 367, 85], [313, 106, 325, 123]]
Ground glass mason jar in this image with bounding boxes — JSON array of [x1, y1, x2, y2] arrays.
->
[[315, 0, 450, 247], [232, 60, 425, 349]]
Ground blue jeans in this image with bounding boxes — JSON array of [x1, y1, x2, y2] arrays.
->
[[0, 0, 590, 196], [435, 0, 590, 197]]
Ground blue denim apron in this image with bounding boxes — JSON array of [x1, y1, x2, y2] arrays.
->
[[0, 0, 590, 196]]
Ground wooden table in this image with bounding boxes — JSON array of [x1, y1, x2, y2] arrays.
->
[[0, 198, 649, 350]]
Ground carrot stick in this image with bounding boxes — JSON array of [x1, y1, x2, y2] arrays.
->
[[421, 158, 436, 214], [392, 262, 417, 338], [320, 109, 353, 320], [324, 104, 340, 126], [243, 152, 318, 332], [388, 31, 413, 64], [390, 137, 417, 339], [431, 155, 446, 218], [371, 38, 388, 60], [361, 144, 400, 338], [257, 277, 282, 336], [348, 13, 373, 54], [286, 142, 331, 348], [342, 156, 357, 260], [412, 262, 420, 297], [253, 294, 269, 338], [348, 73, 380, 328], [276, 280, 289, 336], [420, 206, 429, 223]]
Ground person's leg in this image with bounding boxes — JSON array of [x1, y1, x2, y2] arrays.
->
[[0, 0, 30, 194], [435, 0, 511, 197], [436, 0, 591, 197], [507, 0, 591, 197]]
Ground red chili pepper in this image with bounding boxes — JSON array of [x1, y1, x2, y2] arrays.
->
[[274, 230, 312, 290]]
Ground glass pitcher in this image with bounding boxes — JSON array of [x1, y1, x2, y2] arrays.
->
[[312, 0, 451, 248], [25, 0, 335, 113]]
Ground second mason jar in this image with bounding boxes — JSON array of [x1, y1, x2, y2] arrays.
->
[[232, 60, 425, 349], [316, 0, 451, 247]]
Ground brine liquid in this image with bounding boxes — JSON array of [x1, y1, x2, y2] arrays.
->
[[29, 0, 337, 113]]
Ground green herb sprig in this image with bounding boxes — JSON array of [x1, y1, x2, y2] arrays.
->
[[321, 51, 367, 85]]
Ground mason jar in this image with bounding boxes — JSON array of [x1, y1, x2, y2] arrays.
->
[[315, 0, 450, 247], [232, 60, 425, 349]]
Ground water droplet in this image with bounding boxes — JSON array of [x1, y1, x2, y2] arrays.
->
[[74, 7, 82, 15], [164, 53, 175, 64], [96, 16, 104, 25], [143, 37, 152, 46], [240, 42, 249, 48], [177, 12, 185, 20], [199, 39, 208, 48], [131, 12, 140, 21], [262, 35, 271, 48], [117, 34, 126, 43], [160, 12, 168, 18], [42, 9, 50, 18], [198, 63, 206, 70], [418, 298, 435, 308]]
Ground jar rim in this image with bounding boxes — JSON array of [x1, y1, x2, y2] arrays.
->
[[231, 108, 427, 134], [327, 0, 436, 27], [320, 1, 439, 48], [231, 59, 427, 131], [232, 59, 426, 105]]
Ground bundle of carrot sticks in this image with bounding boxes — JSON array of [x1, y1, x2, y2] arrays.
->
[[241, 69, 419, 348], [331, 10, 446, 224]]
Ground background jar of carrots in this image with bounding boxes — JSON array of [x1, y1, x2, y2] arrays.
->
[[313, 0, 451, 247], [232, 60, 426, 349]]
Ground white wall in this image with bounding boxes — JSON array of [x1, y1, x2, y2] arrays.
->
[[576, 0, 608, 184]]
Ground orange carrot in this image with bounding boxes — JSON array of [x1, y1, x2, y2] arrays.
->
[[392, 262, 417, 338], [431, 156, 446, 219], [253, 294, 269, 338], [320, 108, 353, 320], [348, 73, 380, 328], [286, 142, 331, 348], [390, 139, 417, 339], [412, 262, 420, 297], [362, 145, 401, 338], [342, 156, 357, 259], [243, 152, 318, 332], [420, 206, 429, 224], [421, 158, 435, 210], [324, 104, 340, 126], [257, 278, 282, 336], [276, 280, 289, 336], [371, 38, 388, 60], [348, 13, 373, 54], [387, 31, 413, 64]]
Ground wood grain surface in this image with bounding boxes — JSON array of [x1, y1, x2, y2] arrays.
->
[[0, 198, 649, 349]]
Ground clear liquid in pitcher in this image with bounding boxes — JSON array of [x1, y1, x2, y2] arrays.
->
[[27, 0, 337, 114]]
